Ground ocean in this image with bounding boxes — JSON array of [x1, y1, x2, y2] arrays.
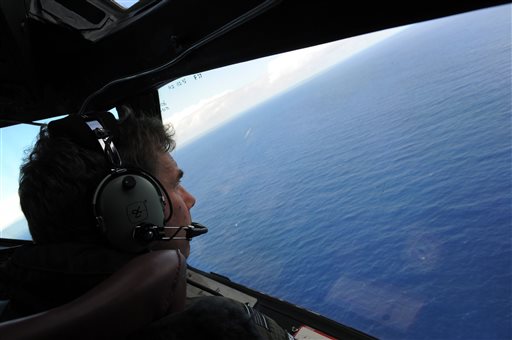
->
[[175, 5, 511, 340]]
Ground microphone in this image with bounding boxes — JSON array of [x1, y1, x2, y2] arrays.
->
[[163, 222, 209, 240]]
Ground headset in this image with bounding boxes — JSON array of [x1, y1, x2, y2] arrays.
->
[[48, 111, 207, 253]]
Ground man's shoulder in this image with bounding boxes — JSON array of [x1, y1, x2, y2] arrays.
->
[[133, 296, 293, 340]]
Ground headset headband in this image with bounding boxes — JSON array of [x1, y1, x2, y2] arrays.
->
[[48, 112, 122, 168]]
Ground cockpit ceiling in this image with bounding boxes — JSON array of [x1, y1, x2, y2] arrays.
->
[[0, 0, 509, 126]]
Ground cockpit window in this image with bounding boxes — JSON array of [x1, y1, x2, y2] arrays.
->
[[159, 5, 511, 339]]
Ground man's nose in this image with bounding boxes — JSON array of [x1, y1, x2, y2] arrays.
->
[[181, 187, 196, 209]]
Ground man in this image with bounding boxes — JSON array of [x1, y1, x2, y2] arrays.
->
[[0, 109, 292, 339], [0, 110, 188, 319], [17, 109, 192, 253]]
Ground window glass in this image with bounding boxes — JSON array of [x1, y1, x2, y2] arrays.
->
[[111, 0, 140, 10], [159, 5, 511, 339], [0, 123, 39, 240]]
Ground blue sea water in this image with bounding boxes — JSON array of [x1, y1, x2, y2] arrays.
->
[[175, 5, 511, 340]]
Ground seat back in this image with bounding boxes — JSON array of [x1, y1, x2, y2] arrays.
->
[[0, 249, 186, 340]]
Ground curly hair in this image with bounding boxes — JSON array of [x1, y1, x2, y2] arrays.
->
[[18, 113, 175, 244]]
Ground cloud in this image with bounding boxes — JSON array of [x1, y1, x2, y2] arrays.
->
[[267, 44, 330, 83], [164, 90, 239, 146]]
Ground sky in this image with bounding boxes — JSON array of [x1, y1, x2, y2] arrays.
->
[[0, 24, 408, 236]]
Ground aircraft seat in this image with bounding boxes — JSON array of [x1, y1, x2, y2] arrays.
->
[[0, 249, 186, 340]]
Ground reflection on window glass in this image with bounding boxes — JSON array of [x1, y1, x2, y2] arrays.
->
[[160, 5, 511, 340]]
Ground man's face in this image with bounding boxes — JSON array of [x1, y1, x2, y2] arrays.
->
[[151, 152, 196, 257]]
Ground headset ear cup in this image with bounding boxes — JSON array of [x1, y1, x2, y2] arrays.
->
[[93, 170, 166, 252]]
